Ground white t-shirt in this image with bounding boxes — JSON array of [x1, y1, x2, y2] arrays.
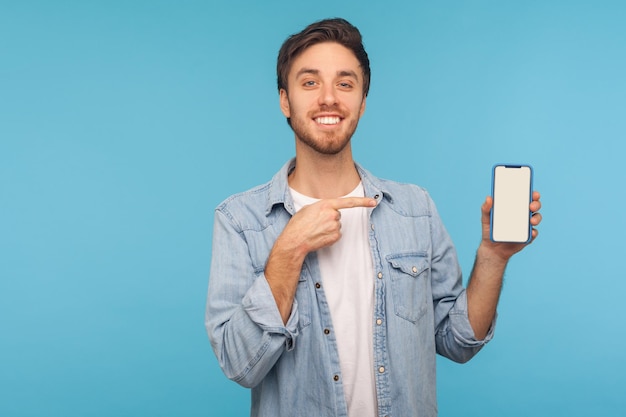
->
[[290, 182, 377, 417]]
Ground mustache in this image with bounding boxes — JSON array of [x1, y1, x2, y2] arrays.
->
[[309, 105, 346, 117]]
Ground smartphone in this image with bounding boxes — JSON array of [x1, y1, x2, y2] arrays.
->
[[490, 164, 533, 243]]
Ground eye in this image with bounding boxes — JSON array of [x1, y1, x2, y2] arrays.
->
[[303, 80, 317, 87], [338, 82, 353, 89]]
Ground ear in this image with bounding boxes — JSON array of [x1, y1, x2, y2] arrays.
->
[[359, 96, 366, 117], [279, 89, 291, 118]]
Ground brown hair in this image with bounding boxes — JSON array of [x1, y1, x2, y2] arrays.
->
[[277, 18, 371, 97]]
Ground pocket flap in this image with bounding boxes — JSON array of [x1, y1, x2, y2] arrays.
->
[[386, 253, 430, 277]]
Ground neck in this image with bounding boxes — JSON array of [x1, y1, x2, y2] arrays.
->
[[288, 145, 360, 199]]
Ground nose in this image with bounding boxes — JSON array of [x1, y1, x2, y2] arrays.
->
[[318, 83, 338, 106]]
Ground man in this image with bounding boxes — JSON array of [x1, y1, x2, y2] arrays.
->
[[206, 18, 542, 417]]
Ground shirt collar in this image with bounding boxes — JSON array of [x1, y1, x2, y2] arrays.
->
[[264, 158, 393, 216]]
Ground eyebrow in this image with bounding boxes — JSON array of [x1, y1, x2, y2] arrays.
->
[[295, 68, 319, 79], [295, 68, 360, 81]]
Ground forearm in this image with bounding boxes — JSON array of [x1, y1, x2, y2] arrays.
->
[[466, 192, 542, 339], [466, 245, 509, 340], [264, 234, 308, 324]]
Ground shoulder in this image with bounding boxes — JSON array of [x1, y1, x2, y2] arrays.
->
[[381, 178, 434, 216], [377, 176, 430, 198], [358, 165, 434, 215], [216, 160, 292, 216], [214, 180, 273, 225], [213, 161, 293, 231]]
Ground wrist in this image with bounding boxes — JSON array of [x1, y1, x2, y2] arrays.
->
[[269, 233, 308, 272], [476, 243, 511, 266]]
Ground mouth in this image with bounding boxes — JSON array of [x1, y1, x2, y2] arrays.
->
[[314, 116, 342, 126]]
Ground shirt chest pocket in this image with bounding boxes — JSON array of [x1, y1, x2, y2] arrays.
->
[[386, 253, 431, 323]]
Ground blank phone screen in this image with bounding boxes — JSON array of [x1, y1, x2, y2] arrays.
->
[[491, 165, 532, 243]]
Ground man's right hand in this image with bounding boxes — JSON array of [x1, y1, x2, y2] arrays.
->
[[265, 197, 377, 323], [283, 197, 377, 256]]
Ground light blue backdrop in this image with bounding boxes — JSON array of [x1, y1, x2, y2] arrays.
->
[[2, 1, 624, 416]]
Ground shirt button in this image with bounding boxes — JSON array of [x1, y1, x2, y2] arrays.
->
[[324, 328, 330, 335], [377, 272, 383, 279], [370, 223, 375, 230], [315, 282, 321, 289], [376, 318, 382, 326], [333, 375, 340, 381], [412, 266, 418, 273], [378, 366, 385, 373]]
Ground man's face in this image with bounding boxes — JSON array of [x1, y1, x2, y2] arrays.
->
[[280, 42, 366, 155]]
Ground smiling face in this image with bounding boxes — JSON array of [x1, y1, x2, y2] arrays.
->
[[280, 42, 366, 156]]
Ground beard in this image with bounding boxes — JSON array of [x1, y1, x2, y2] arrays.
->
[[288, 104, 361, 155]]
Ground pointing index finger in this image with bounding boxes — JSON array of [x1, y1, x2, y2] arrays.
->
[[330, 197, 377, 210]]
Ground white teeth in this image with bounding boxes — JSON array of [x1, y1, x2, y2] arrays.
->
[[315, 116, 340, 125]]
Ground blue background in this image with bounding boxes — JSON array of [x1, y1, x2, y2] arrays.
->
[[2, 1, 625, 416]]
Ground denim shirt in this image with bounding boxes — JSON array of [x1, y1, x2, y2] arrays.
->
[[206, 159, 495, 417]]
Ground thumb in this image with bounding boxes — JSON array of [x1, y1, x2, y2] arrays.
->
[[482, 196, 492, 223]]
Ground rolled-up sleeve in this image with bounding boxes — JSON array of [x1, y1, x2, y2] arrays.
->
[[437, 289, 496, 363]]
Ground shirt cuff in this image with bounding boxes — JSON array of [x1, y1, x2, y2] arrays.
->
[[449, 290, 497, 347], [241, 274, 299, 350]]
